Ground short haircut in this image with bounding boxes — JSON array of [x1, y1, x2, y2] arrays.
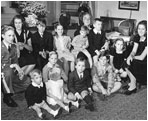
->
[[30, 69, 41, 79], [37, 18, 46, 26], [1, 25, 14, 34], [93, 18, 102, 23], [75, 57, 86, 65], [81, 25, 89, 31]]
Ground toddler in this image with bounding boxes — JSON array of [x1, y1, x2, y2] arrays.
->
[[25, 69, 60, 119], [72, 25, 92, 68]]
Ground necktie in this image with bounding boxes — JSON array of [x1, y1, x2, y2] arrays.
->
[[80, 74, 83, 80], [8, 46, 11, 52]]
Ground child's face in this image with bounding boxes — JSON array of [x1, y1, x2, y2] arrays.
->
[[2, 30, 15, 44], [115, 40, 124, 51], [138, 24, 146, 37], [14, 18, 23, 30], [55, 25, 63, 36], [93, 21, 102, 31], [83, 14, 91, 26], [99, 56, 108, 66], [80, 30, 87, 37], [48, 54, 58, 65], [75, 61, 85, 73], [37, 24, 46, 34], [32, 73, 42, 85]]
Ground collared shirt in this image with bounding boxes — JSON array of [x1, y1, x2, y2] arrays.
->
[[3, 41, 11, 50], [77, 71, 83, 79], [32, 82, 43, 88], [93, 28, 101, 35], [39, 32, 43, 38]]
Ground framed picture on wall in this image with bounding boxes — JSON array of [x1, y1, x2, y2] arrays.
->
[[118, 1, 140, 11]]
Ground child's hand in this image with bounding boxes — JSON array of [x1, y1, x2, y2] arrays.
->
[[88, 88, 93, 95], [115, 69, 119, 74], [119, 68, 124, 73], [107, 88, 111, 96], [102, 88, 108, 95], [75, 92, 83, 100]]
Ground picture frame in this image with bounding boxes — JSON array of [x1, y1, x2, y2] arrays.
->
[[118, 1, 140, 11]]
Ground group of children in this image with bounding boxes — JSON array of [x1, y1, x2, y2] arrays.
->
[[25, 19, 129, 119], [2, 14, 147, 119]]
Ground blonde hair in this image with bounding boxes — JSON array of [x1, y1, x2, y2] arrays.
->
[[48, 51, 58, 58], [29, 69, 41, 79], [1, 25, 14, 34]]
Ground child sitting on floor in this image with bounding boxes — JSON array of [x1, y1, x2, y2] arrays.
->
[[68, 57, 94, 111], [25, 69, 60, 119], [110, 38, 128, 82], [42, 51, 79, 113], [92, 51, 122, 99], [71, 25, 92, 68]]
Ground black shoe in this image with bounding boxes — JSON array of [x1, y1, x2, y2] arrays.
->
[[3, 96, 18, 107], [98, 94, 107, 101], [41, 113, 48, 120], [85, 104, 95, 112], [124, 88, 137, 95]]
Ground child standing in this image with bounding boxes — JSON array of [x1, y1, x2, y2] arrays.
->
[[43, 51, 79, 113], [92, 52, 122, 98], [110, 38, 128, 81], [72, 25, 92, 68], [53, 23, 75, 76], [25, 69, 60, 119], [68, 57, 94, 111], [88, 18, 109, 64]]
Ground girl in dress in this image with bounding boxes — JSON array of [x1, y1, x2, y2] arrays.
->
[[53, 23, 75, 76], [110, 38, 128, 81], [11, 15, 36, 75], [43, 51, 79, 113], [125, 20, 147, 95]]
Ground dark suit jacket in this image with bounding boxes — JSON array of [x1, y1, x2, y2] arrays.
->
[[31, 31, 53, 57], [88, 29, 106, 56], [68, 69, 92, 94], [1, 41, 18, 71]]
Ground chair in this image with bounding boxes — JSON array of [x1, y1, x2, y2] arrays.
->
[[118, 19, 136, 36]]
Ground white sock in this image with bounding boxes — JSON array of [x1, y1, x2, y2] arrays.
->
[[64, 105, 69, 112], [38, 113, 43, 119], [72, 101, 79, 108]]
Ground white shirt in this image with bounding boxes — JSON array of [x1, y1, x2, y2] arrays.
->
[[93, 28, 101, 35], [32, 82, 43, 88]]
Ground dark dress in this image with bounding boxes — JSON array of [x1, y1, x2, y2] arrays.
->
[[15, 29, 36, 67], [129, 35, 147, 85], [110, 48, 128, 70]]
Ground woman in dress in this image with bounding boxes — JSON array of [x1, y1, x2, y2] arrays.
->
[[125, 20, 147, 95], [11, 15, 36, 75]]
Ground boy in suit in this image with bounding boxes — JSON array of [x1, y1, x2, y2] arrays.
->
[[32, 18, 54, 70], [68, 57, 94, 111], [88, 18, 109, 64]]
